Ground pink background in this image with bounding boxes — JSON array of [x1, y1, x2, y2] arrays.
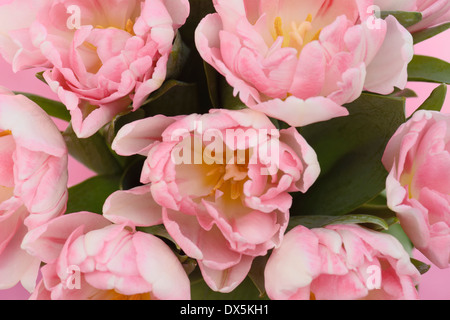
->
[[0, 26, 448, 299]]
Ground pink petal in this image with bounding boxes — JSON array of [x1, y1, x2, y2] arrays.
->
[[251, 95, 349, 127], [364, 16, 413, 94], [22, 212, 111, 264], [134, 231, 190, 299], [103, 186, 163, 227], [198, 255, 253, 293], [264, 226, 321, 300]]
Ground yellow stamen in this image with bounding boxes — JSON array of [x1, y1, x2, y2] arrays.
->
[[0, 130, 11, 137], [290, 19, 312, 47], [95, 19, 135, 36], [213, 177, 225, 191], [311, 28, 322, 41], [272, 14, 321, 53], [125, 19, 135, 35], [274, 16, 284, 38], [230, 181, 241, 200], [83, 41, 98, 51]]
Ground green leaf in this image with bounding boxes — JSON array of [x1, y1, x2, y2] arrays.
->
[[408, 55, 450, 84], [413, 83, 447, 114], [291, 93, 405, 216], [66, 174, 121, 214], [120, 156, 146, 190], [177, 0, 218, 113], [388, 88, 418, 98], [63, 124, 122, 176], [203, 65, 248, 110], [141, 80, 192, 106], [203, 61, 221, 109], [14, 92, 71, 122], [35, 71, 47, 84], [410, 258, 431, 275], [191, 276, 263, 300], [103, 108, 146, 147], [383, 223, 414, 255], [347, 204, 399, 229], [141, 80, 201, 117], [165, 32, 190, 80], [178, 0, 215, 52], [137, 224, 178, 249], [413, 22, 450, 44], [381, 11, 422, 28], [220, 77, 247, 110], [366, 191, 388, 206], [288, 214, 391, 232]]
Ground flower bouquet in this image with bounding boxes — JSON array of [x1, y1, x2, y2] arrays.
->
[[0, 0, 448, 301]]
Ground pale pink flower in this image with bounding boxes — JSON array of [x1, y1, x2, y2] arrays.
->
[[0, 88, 68, 292], [265, 224, 421, 300], [104, 108, 321, 292], [195, 0, 414, 127], [0, 0, 51, 71], [23, 211, 190, 300], [375, 0, 450, 32], [382, 110, 450, 269], [0, 0, 190, 138]]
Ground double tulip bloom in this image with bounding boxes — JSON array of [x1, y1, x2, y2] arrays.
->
[[24, 212, 190, 300], [0, 0, 190, 138], [105, 108, 321, 292], [265, 224, 421, 300], [383, 111, 450, 269], [0, 88, 68, 292], [195, 0, 414, 127]]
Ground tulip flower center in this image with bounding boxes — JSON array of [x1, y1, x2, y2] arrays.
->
[[0, 186, 14, 203], [206, 149, 251, 201], [79, 4, 141, 74], [400, 170, 417, 199], [209, 163, 249, 200], [94, 18, 136, 36], [272, 15, 321, 53]]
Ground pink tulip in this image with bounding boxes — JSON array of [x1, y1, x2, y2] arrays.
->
[[375, 0, 450, 32], [24, 211, 190, 300], [0, 0, 190, 138], [0, 0, 51, 71], [265, 224, 421, 300], [104, 108, 321, 292], [413, 0, 450, 32], [195, 0, 414, 128], [383, 110, 450, 269], [0, 88, 68, 292]]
